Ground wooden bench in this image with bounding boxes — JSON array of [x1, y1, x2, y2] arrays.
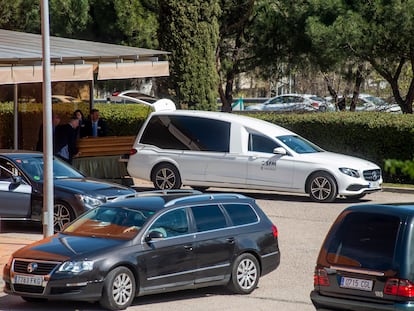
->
[[76, 136, 136, 157]]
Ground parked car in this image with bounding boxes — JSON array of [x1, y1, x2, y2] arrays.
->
[[3, 191, 280, 310], [326, 94, 402, 113], [107, 90, 158, 104], [311, 203, 414, 310], [127, 107, 382, 203], [244, 94, 329, 112], [0, 150, 136, 231], [51, 95, 82, 104], [106, 90, 176, 111]]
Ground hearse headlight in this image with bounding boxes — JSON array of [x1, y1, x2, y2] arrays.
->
[[58, 260, 94, 273], [339, 168, 360, 178], [75, 194, 105, 209]]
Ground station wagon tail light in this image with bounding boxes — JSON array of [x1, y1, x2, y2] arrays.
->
[[314, 268, 330, 286], [272, 224, 278, 238], [384, 278, 414, 297], [130, 149, 137, 155]]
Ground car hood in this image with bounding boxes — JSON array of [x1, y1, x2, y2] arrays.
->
[[54, 178, 136, 197], [12, 234, 128, 261], [296, 151, 380, 169]]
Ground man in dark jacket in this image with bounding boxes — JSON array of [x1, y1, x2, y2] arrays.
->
[[36, 112, 61, 152], [81, 109, 108, 137], [55, 117, 80, 164]]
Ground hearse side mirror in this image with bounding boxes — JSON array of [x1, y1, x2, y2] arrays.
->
[[273, 147, 287, 155]]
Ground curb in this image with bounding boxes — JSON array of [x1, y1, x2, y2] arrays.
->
[[383, 187, 414, 194]]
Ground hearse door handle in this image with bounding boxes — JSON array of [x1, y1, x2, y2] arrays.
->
[[184, 245, 193, 251], [227, 238, 235, 244]]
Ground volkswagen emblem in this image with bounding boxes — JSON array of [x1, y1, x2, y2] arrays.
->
[[27, 262, 38, 273]]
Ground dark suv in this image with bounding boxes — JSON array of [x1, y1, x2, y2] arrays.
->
[[3, 191, 280, 311], [311, 203, 414, 310]]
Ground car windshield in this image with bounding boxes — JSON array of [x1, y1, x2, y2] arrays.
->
[[14, 156, 84, 181], [63, 206, 155, 239], [277, 135, 323, 154]]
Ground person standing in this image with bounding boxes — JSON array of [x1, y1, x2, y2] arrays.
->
[[73, 109, 86, 139], [82, 109, 108, 137], [36, 112, 61, 152], [55, 117, 80, 164]]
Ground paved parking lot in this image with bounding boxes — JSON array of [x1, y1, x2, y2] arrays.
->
[[1, 186, 413, 310]]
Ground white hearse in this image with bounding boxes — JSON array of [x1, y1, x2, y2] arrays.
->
[[127, 104, 382, 202]]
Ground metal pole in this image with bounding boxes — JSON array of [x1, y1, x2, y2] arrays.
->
[[40, 0, 54, 237], [13, 84, 18, 149]]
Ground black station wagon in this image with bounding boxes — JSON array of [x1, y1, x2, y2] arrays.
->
[[311, 203, 414, 311], [3, 192, 280, 310]]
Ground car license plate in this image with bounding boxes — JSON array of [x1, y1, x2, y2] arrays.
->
[[340, 276, 373, 291], [14, 275, 43, 286], [369, 181, 380, 188]]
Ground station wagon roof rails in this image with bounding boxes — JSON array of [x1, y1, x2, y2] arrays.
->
[[165, 193, 248, 207], [134, 189, 202, 197]]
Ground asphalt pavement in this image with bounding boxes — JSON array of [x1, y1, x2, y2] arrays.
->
[[0, 183, 413, 311]]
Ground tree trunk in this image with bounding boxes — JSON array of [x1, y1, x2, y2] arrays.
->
[[350, 64, 364, 112]]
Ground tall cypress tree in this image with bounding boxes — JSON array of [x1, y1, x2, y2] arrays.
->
[[158, 0, 220, 110]]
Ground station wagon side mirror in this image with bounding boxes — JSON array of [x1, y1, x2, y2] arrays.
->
[[8, 175, 23, 190], [11, 175, 23, 184], [273, 147, 287, 155], [145, 230, 165, 242]]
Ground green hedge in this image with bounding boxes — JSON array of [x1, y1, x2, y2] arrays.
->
[[1, 103, 413, 183]]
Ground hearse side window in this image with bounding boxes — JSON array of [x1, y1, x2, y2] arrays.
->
[[222, 203, 258, 226], [191, 204, 227, 232], [141, 115, 230, 152], [248, 133, 280, 153], [326, 212, 400, 270]]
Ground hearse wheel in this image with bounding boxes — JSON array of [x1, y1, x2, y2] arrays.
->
[[308, 172, 337, 203], [152, 163, 182, 190]]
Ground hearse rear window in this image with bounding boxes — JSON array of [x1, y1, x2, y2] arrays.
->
[[141, 115, 230, 152], [326, 212, 400, 270]]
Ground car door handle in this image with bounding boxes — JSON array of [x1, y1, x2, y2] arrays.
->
[[227, 238, 235, 244], [184, 245, 193, 251]]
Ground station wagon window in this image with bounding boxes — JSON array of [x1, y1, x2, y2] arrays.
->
[[148, 208, 189, 238], [326, 212, 400, 270], [141, 115, 230, 152], [222, 203, 258, 226], [191, 204, 227, 232], [248, 133, 280, 153]]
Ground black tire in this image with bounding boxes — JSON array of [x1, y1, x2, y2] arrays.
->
[[21, 296, 47, 303], [227, 253, 260, 294], [99, 266, 136, 311], [53, 202, 75, 232], [152, 163, 182, 190], [308, 172, 337, 203]]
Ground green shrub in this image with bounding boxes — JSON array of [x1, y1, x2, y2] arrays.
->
[[1, 103, 414, 183]]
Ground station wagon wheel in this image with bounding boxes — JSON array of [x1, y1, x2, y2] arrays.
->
[[152, 163, 182, 190], [227, 253, 260, 294], [100, 266, 136, 311], [308, 172, 337, 203], [53, 202, 74, 232]]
